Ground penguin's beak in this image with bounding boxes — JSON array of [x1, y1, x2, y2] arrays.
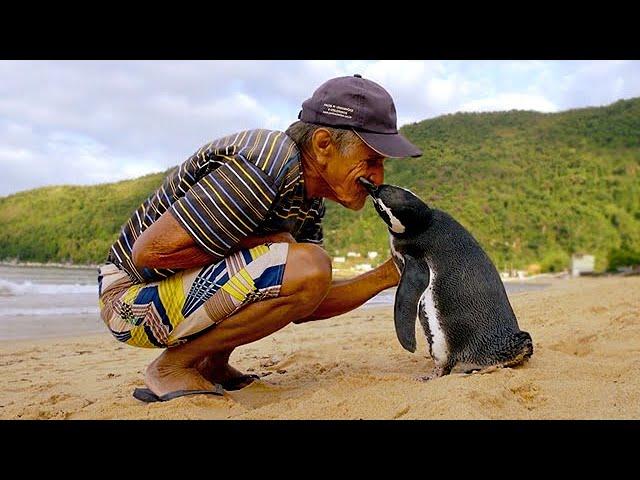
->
[[358, 177, 379, 197]]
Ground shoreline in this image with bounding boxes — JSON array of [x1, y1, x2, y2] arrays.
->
[[3, 260, 635, 281], [0, 261, 99, 270], [0, 281, 553, 344]]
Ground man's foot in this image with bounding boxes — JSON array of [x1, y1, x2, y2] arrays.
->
[[144, 354, 218, 398], [197, 355, 259, 390]]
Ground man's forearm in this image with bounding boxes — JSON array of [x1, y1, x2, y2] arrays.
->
[[294, 258, 399, 323], [132, 218, 296, 272], [137, 244, 219, 271]]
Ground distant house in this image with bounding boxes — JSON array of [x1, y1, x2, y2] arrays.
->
[[367, 251, 379, 259], [355, 263, 373, 272], [333, 257, 346, 263], [571, 254, 595, 277]]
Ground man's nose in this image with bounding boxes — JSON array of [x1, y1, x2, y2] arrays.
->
[[368, 167, 384, 187]]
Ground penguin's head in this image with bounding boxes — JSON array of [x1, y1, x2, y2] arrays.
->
[[358, 177, 432, 236]]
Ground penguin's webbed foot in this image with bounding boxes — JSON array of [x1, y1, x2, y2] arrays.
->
[[463, 365, 503, 376], [415, 365, 449, 382]]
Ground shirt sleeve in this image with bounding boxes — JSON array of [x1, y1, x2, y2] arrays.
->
[[169, 155, 278, 259], [294, 200, 325, 246]]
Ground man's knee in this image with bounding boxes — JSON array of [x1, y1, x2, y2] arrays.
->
[[293, 243, 332, 290], [284, 243, 332, 311]]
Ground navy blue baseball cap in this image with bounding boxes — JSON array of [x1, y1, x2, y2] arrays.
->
[[298, 74, 422, 158]]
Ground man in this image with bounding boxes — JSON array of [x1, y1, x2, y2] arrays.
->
[[98, 74, 422, 402]]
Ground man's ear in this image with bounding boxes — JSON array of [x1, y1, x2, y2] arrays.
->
[[311, 128, 333, 168]]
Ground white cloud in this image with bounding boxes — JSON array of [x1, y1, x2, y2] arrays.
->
[[121, 161, 165, 180], [426, 78, 457, 105], [0, 146, 35, 168], [0, 60, 639, 197], [363, 61, 434, 89], [506, 60, 548, 73], [355, 61, 477, 124]]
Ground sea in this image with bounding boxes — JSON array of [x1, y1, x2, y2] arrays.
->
[[0, 264, 549, 341]]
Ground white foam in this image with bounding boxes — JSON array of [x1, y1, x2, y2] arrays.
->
[[0, 306, 100, 317], [389, 233, 403, 274], [0, 278, 96, 296]]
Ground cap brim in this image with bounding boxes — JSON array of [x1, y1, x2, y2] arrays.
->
[[353, 130, 422, 158]]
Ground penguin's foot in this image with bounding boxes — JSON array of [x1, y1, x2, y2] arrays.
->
[[415, 366, 449, 382], [463, 365, 503, 376]]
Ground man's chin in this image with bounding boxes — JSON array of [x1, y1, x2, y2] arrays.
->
[[341, 196, 367, 211]]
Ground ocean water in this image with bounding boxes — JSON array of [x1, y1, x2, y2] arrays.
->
[[0, 264, 548, 341], [0, 265, 101, 340]]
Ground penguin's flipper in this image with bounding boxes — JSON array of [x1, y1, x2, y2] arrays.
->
[[394, 254, 430, 353]]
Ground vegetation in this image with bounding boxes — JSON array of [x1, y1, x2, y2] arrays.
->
[[2, 98, 639, 272], [324, 98, 640, 272], [0, 172, 166, 264]]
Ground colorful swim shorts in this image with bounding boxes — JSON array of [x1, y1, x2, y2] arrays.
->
[[97, 242, 289, 348]]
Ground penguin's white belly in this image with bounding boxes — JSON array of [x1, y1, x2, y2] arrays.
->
[[390, 231, 449, 363], [389, 234, 403, 274], [418, 266, 449, 364]]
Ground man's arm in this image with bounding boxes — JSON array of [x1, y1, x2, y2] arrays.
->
[[132, 211, 211, 271], [132, 211, 295, 272], [132, 209, 397, 319], [294, 257, 400, 323], [131, 152, 295, 274]]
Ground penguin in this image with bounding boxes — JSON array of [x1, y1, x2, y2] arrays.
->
[[358, 177, 533, 379]]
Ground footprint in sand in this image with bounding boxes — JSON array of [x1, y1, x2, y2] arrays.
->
[[393, 405, 411, 419], [259, 355, 282, 368], [47, 393, 72, 405], [509, 383, 546, 410], [610, 311, 637, 327], [549, 334, 598, 357], [590, 306, 608, 314]]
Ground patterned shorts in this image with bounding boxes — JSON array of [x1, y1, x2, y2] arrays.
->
[[97, 242, 289, 348]]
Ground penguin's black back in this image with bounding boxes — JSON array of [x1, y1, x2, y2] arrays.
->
[[394, 209, 526, 365]]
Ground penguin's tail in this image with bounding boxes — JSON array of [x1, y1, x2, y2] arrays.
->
[[501, 331, 534, 367]]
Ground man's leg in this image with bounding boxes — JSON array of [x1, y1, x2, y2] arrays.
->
[[144, 243, 331, 396], [196, 255, 400, 388]]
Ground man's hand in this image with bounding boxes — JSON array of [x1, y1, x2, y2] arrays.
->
[[379, 256, 401, 288]]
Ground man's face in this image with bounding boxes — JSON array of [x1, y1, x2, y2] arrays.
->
[[322, 139, 386, 211]]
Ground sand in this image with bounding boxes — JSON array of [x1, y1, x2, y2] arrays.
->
[[1, 276, 638, 420]]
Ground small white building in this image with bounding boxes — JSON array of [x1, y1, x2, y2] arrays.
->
[[333, 256, 346, 263], [367, 251, 379, 259], [355, 263, 373, 272], [571, 254, 595, 277], [347, 252, 361, 258]]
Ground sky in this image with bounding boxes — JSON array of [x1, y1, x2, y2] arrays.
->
[[1, 60, 639, 197]]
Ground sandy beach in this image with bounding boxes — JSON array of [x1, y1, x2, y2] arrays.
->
[[1, 275, 638, 420]]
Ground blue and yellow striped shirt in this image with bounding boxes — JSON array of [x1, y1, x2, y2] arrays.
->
[[107, 129, 324, 283]]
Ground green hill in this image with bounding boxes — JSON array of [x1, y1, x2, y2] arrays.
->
[[0, 172, 166, 265], [2, 98, 639, 272]]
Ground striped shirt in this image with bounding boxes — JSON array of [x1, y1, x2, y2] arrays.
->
[[107, 129, 325, 284]]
